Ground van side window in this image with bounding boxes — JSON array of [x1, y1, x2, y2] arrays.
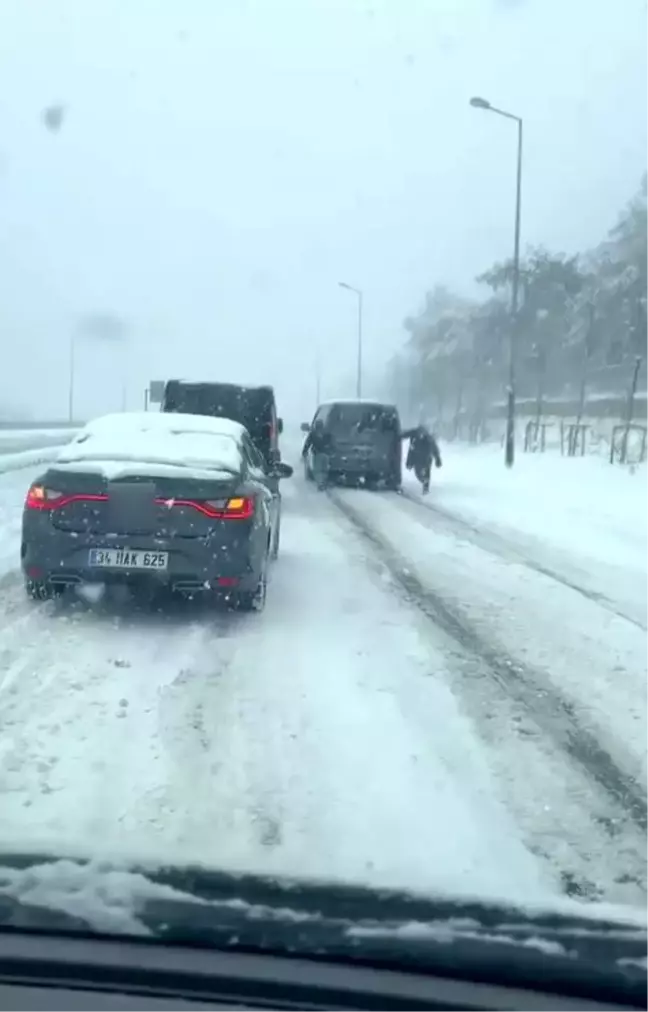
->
[[380, 410, 399, 432], [313, 405, 330, 427]]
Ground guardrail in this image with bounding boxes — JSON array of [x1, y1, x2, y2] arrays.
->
[[0, 421, 82, 431], [0, 426, 79, 476]]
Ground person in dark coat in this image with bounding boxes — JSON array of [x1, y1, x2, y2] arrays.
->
[[302, 419, 334, 489], [401, 424, 442, 494]]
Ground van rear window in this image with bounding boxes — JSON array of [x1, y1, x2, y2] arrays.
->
[[328, 405, 398, 433]]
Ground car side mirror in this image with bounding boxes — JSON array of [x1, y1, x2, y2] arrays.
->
[[300, 422, 310, 433], [277, 417, 284, 434], [273, 462, 293, 479]]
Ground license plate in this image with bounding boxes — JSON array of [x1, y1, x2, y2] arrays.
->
[[89, 548, 168, 570]]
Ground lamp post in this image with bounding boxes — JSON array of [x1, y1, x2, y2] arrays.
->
[[68, 333, 77, 422], [470, 96, 523, 468], [338, 281, 363, 398]]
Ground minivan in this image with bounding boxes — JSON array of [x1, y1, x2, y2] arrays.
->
[[302, 399, 402, 489], [161, 380, 282, 468]]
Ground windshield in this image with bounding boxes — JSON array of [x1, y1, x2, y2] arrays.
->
[[0, 0, 646, 973]]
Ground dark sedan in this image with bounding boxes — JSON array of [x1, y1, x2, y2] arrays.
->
[[21, 412, 293, 611]]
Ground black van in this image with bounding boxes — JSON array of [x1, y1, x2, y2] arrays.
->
[[161, 381, 282, 468], [302, 399, 402, 489]]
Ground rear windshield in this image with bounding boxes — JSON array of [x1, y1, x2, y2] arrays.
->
[[327, 404, 399, 434], [164, 384, 274, 439]]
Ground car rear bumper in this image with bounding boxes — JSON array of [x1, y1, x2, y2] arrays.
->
[[21, 527, 262, 594]]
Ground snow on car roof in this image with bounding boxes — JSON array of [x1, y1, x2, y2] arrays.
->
[[318, 398, 397, 407], [80, 411, 247, 440], [56, 412, 244, 480], [169, 380, 273, 391]]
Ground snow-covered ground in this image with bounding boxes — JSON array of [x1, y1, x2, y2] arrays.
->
[[402, 444, 647, 628], [0, 442, 645, 914], [0, 429, 76, 458]]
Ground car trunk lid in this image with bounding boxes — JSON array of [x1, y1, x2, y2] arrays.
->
[[45, 468, 243, 538]]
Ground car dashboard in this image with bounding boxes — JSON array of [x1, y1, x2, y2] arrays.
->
[[0, 929, 643, 1011]]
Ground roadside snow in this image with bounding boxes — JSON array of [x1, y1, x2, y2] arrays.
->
[[410, 443, 646, 574], [403, 443, 647, 627], [0, 445, 69, 475], [334, 486, 647, 792], [0, 432, 76, 456]]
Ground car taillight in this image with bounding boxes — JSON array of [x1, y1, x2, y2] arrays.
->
[[25, 485, 50, 509], [25, 486, 108, 510], [156, 496, 255, 519], [220, 496, 254, 517]]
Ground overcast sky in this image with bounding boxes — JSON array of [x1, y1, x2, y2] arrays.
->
[[0, 0, 645, 421]]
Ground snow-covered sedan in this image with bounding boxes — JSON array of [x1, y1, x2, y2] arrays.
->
[[21, 412, 293, 611]]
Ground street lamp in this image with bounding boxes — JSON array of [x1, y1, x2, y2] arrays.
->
[[338, 281, 363, 398], [68, 333, 77, 422], [315, 351, 322, 404], [470, 95, 523, 468]]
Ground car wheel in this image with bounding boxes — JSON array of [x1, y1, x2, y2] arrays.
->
[[386, 469, 402, 491], [237, 558, 268, 613], [24, 578, 60, 601]]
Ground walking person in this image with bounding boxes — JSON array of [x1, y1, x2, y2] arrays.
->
[[401, 423, 442, 494]]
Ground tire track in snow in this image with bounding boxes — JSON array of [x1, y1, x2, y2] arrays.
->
[[328, 489, 647, 838], [286, 481, 643, 904], [399, 489, 646, 631], [0, 593, 228, 857]]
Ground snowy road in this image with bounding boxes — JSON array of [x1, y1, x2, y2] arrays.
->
[[0, 456, 645, 912]]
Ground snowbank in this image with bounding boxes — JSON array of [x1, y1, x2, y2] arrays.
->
[[0, 445, 69, 476], [405, 443, 646, 610]]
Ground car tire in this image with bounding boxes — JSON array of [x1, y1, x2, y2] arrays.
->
[[236, 557, 268, 613], [24, 578, 60, 601], [386, 469, 402, 492]]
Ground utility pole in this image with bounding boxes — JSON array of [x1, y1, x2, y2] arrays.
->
[[470, 96, 524, 467], [68, 333, 76, 422]]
